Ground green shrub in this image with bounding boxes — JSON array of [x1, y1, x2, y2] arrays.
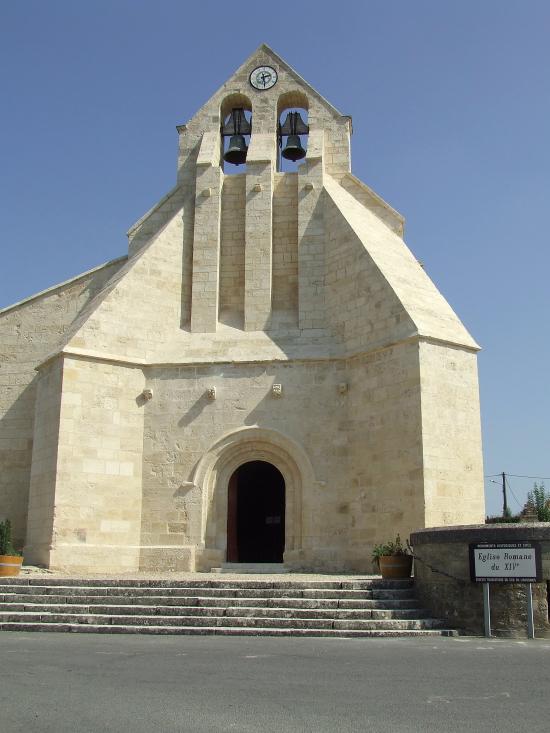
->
[[0, 519, 20, 556], [526, 482, 550, 522], [371, 534, 411, 566], [485, 515, 521, 524]]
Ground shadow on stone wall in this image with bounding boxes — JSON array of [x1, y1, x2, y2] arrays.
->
[[0, 379, 37, 547]]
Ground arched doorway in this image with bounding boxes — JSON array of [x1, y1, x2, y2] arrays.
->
[[226, 461, 285, 563]]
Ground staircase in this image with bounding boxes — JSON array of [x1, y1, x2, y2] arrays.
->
[[0, 577, 456, 637], [213, 563, 290, 574]]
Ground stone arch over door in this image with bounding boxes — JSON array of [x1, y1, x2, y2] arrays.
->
[[191, 426, 316, 568]]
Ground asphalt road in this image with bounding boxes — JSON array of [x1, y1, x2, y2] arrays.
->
[[0, 632, 548, 732]]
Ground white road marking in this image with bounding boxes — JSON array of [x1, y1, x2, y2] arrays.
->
[[427, 692, 510, 704]]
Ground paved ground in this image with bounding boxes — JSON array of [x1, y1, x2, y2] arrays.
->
[[0, 632, 548, 732]]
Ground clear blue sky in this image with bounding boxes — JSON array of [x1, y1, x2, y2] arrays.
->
[[1, 1, 549, 516]]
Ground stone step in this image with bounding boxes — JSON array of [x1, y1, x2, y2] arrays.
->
[[0, 577, 413, 590], [0, 593, 421, 610], [213, 563, 290, 574], [0, 585, 414, 600], [0, 578, 452, 638], [0, 603, 432, 620], [0, 611, 444, 631], [0, 622, 457, 638]]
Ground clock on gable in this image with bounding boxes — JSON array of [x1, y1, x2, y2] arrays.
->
[[249, 65, 278, 90]]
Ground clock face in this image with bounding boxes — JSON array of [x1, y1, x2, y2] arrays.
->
[[249, 65, 278, 90]]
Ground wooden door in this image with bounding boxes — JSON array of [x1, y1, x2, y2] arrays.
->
[[226, 471, 238, 561]]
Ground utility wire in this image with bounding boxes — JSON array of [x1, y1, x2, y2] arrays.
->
[[506, 474, 550, 480], [485, 473, 550, 480], [504, 476, 523, 510]]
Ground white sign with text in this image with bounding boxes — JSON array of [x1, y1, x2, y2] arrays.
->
[[469, 542, 541, 583]]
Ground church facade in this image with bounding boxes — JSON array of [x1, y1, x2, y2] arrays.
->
[[0, 46, 485, 573]]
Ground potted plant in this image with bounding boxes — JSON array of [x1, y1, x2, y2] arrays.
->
[[0, 519, 23, 577], [371, 534, 413, 579]]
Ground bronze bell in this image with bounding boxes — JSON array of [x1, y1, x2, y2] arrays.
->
[[281, 134, 306, 162], [279, 111, 309, 162], [224, 134, 248, 165]]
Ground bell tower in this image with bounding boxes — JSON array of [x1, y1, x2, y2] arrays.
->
[[166, 44, 353, 333]]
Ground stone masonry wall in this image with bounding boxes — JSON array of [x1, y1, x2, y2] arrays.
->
[[219, 174, 245, 316], [140, 360, 355, 571], [137, 342, 439, 572], [0, 258, 125, 546], [219, 171, 298, 323], [419, 342, 485, 526], [324, 176, 478, 352], [177, 46, 351, 189], [324, 191, 416, 353], [68, 208, 185, 361], [272, 172, 298, 314], [33, 356, 146, 572], [25, 357, 64, 565], [345, 343, 426, 568], [411, 525, 550, 638]]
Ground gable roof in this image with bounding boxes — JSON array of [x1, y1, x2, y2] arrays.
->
[[185, 43, 349, 126]]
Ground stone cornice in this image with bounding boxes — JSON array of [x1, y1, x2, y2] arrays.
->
[[34, 333, 479, 373]]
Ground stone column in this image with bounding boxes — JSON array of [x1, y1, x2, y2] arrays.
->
[[298, 129, 326, 332], [244, 134, 276, 331], [190, 131, 223, 333]]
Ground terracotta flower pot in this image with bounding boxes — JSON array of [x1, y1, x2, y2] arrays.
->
[[378, 554, 413, 579], [0, 555, 23, 577]]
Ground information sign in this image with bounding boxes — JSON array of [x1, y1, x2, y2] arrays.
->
[[469, 542, 541, 583]]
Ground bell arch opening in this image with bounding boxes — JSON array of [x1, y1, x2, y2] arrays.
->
[[277, 91, 309, 172], [226, 460, 285, 563], [220, 93, 252, 174]]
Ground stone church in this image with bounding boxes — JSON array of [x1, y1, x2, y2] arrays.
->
[[0, 45, 485, 573]]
